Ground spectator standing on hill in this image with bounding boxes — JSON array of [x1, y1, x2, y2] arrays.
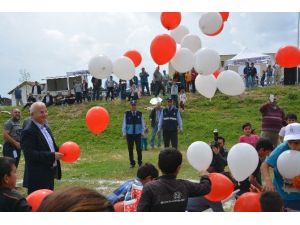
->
[[32, 81, 41, 101], [73, 80, 83, 104], [250, 63, 257, 87], [260, 70, 266, 87], [191, 68, 198, 93], [185, 71, 192, 92], [82, 80, 88, 102], [153, 66, 165, 97], [91, 76, 101, 101], [128, 84, 139, 101], [14, 86, 23, 106], [170, 80, 179, 108], [179, 89, 187, 112], [266, 65, 273, 86], [139, 68, 150, 96], [149, 102, 163, 149], [243, 62, 252, 88], [105, 76, 115, 101], [119, 79, 127, 101], [273, 64, 282, 85], [130, 75, 138, 88], [162, 70, 170, 94]]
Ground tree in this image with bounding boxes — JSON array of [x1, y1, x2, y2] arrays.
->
[[19, 69, 31, 96]]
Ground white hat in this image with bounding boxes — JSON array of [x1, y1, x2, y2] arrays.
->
[[284, 123, 300, 141]]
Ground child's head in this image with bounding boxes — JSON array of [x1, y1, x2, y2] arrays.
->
[[158, 148, 182, 175], [260, 191, 284, 212], [180, 89, 185, 94], [255, 138, 274, 159], [285, 113, 297, 124], [137, 163, 159, 185], [0, 157, 17, 188], [242, 122, 252, 136], [284, 123, 300, 151]]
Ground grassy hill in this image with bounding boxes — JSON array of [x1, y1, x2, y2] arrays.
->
[[1, 85, 300, 195]]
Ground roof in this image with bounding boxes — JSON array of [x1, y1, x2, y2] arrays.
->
[[8, 81, 35, 95]]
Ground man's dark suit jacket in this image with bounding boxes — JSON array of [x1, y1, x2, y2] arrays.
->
[[21, 121, 61, 194]]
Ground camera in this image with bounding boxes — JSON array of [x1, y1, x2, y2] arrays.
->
[[213, 128, 218, 143]]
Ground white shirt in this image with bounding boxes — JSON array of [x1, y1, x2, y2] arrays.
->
[[33, 86, 38, 95]]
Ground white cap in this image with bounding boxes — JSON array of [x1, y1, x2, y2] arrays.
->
[[284, 123, 300, 141]]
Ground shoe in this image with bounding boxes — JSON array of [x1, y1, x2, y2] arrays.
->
[[130, 164, 135, 168]]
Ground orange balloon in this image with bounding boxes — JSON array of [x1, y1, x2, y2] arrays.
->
[[59, 141, 80, 163], [219, 12, 229, 22], [213, 69, 221, 78], [234, 192, 262, 212], [206, 23, 224, 36], [26, 189, 53, 212], [150, 34, 176, 65], [204, 173, 234, 202], [114, 201, 124, 212], [85, 106, 110, 135], [292, 175, 300, 189], [275, 45, 300, 68], [124, 50, 142, 67], [160, 12, 182, 30]]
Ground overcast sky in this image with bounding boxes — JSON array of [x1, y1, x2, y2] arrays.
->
[[0, 12, 298, 97]]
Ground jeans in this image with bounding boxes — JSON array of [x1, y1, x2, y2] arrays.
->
[[141, 82, 150, 96], [245, 76, 253, 88], [141, 138, 148, 150], [150, 125, 162, 148], [92, 89, 100, 100]]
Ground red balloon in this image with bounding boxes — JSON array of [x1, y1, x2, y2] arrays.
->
[[86, 106, 110, 135], [275, 45, 300, 68], [26, 189, 53, 212], [204, 173, 234, 202], [219, 12, 229, 22], [150, 34, 176, 65], [213, 69, 221, 78], [160, 12, 182, 30], [114, 201, 124, 212], [59, 141, 80, 163], [234, 192, 262, 212], [206, 23, 224, 36], [124, 50, 142, 67]]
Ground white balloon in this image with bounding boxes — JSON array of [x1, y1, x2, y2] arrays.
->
[[88, 55, 113, 79], [227, 143, 259, 182], [217, 70, 245, 96], [181, 34, 202, 53], [194, 48, 220, 75], [170, 48, 194, 73], [187, 141, 213, 172], [277, 150, 300, 179], [170, 25, 189, 44], [199, 12, 223, 35], [195, 74, 217, 98], [113, 56, 135, 80]]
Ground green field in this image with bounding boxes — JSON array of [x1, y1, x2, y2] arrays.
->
[[1, 85, 300, 196]]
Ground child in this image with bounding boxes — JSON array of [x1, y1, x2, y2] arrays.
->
[[260, 191, 284, 212], [141, 123, 149, 151], [278, 113, 297, 143], [170, 80, 179, 108], [239, 122, 260, 147], [179, 89, 187, 112], [0, 157, 31, 212], [137, 148, 211, 212], [260, 70, 266, 87]]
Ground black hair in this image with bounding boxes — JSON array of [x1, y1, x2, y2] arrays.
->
[[255, 138, 274, 152], [285, 113, 297, 121], [158, 148, 182, 174], [242, 122, 252, 130], [137, 163, 159, 180], [0, 157, 15, 186], [217, 136, 225, 143], [260, 191, 284, 212]]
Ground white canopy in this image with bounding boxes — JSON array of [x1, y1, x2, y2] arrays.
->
[[225, 48, 272, 66]]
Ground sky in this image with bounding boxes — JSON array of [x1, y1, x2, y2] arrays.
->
[[0, 12, 299, 97]]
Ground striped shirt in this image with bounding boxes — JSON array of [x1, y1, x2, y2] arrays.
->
[[260, 103, 285, 133]]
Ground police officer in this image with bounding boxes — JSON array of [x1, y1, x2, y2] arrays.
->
[[122, 100, 145, 168], [2, 108, 22, 167], [158, 97, 183, 149]]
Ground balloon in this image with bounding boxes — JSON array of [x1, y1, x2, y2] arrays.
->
[[150, 34, 176, 65], [277, 150, 300, 179], [275, 45, 300, 68], [113, 56, 135, 80], [124, 50, 142, 67], [227, 143, 259, 182], [26, 189, 53, 212], [194, 48, 220, 75], [59, 141, 80, 163], [114, 201, 124, 212], [187, 141, 213, 172], [217, 70, 245, 96], [219, 12, 229, 21], [206, 23, 224, 36], [195, 74, 217, 99], [170, 48, 194, 73], [180, 34, 202, 53], [86, 106, 110, 135], [199, 12, 223, 36], [170, 25, 189, 44], [88, 55, 113, 79], [160, 12, 181, 30], [205, 173, 234, 202], [234, 192, 261, 212], [213, 69, 220, 78]]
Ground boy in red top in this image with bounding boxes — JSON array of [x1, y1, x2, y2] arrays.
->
[[239, 122, 260, 147]]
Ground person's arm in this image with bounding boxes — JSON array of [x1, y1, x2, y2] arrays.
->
[[184, 175, 211, 198], [261, 161, 275, 192], [122, 113, 127, 136], [177, 111, 183, 131], [3, 129, 21, 149], [141, 115, 145, 135], [249, 175, 262, 191], [137, 185, 152, 212]]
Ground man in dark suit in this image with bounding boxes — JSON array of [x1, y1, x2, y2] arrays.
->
[[21, 102, 63, 194]]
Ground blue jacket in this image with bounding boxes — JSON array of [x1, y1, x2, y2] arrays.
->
[[122, 111, 145, 135]]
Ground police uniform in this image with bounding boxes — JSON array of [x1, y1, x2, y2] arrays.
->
[[122, 101, 145, 167]]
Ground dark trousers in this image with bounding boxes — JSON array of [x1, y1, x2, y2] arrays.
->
[[141, 138, 148, 150], [191, 80, 196, 93], [141, 82, 150, 96], [106, 87, 114, 101], [75, 92, 82, 103], [155, 81, 165, 97], [3, 142, 21, 168], [163, 130, 178, 149], [92, 89, 100, 100], [126, 134, 142, 166]]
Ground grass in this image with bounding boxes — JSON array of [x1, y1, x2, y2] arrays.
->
[[1, 85, 300, 196]]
